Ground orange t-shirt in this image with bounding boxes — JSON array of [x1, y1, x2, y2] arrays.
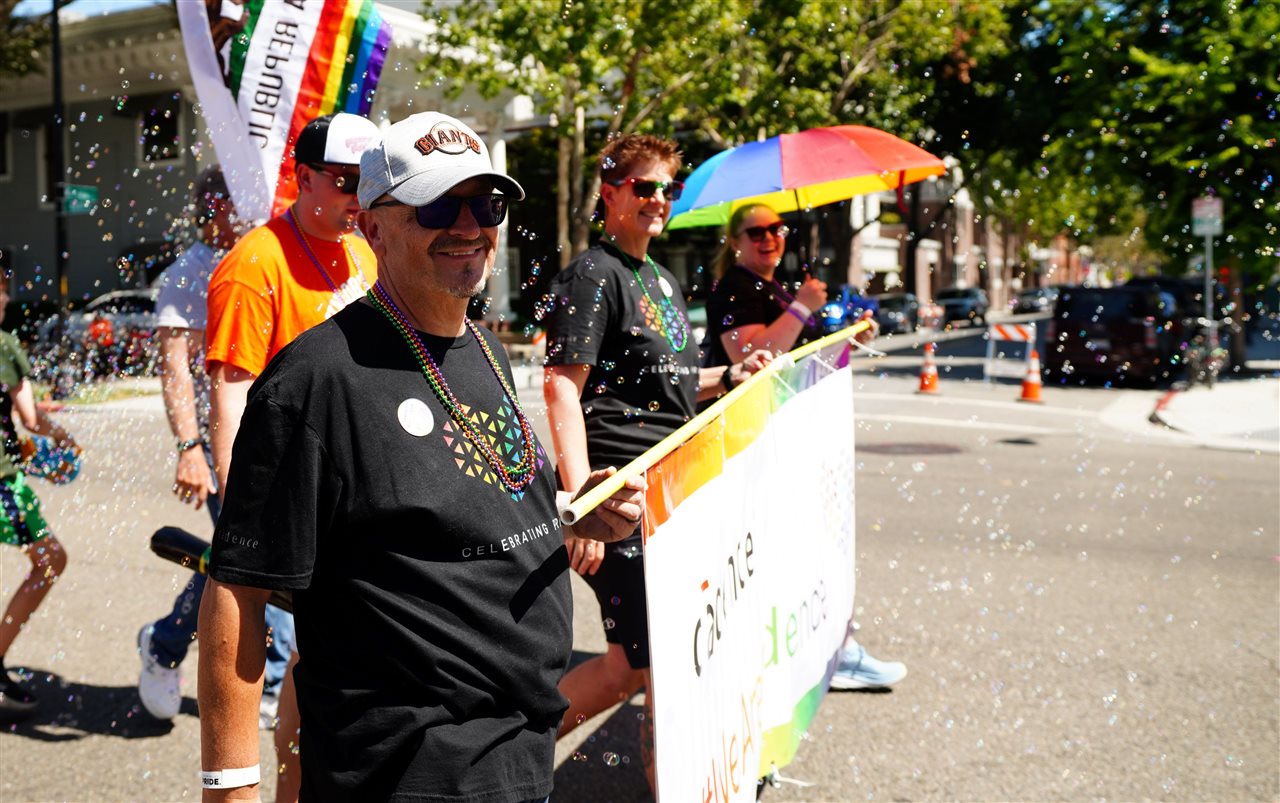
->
[[206, 214, 377, 377]]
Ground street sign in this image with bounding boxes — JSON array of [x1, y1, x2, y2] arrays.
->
[[63, 184, 98, 215], [1191, 196, 1222, 236]]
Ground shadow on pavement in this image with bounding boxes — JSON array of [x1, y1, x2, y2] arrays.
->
[[554, 699, 650, 803], [1, 666, 190, 741]]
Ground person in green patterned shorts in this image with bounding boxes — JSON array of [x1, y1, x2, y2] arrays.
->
[[0, 282, 78, 721]]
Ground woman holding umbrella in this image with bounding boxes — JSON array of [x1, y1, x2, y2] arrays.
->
[[704, 202, 907, 691], [543, 134, 770, 788]]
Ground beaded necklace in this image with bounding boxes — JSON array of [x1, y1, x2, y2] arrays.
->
[[286, 208, 371, 295], [604, 236, 688, 352], [367, 281, 538, 495]]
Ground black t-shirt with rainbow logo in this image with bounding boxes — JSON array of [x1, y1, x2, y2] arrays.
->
[[210, 299, 566, 802]]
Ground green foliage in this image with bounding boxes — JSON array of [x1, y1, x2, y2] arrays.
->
[[1036, 0, 1280, 278], [0, 0, 53, 79]]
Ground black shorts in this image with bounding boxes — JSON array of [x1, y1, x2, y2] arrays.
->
[[583, 533, 649, 669]]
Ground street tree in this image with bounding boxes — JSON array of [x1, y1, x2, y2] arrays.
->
[[423, 0, 751, 266], [1038, 0, 1280, 281]]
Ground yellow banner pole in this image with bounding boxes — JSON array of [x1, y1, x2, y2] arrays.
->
[[560, 319, 870, 524]]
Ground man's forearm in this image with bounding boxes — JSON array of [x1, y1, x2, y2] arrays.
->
[[208, 362, 254, 495], [159, 328, 203, 442], [198, 579, 270, 802]]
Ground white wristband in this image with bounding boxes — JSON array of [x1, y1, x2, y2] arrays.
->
[[200, 765, 261, 789], [788, 300, 812, 321]]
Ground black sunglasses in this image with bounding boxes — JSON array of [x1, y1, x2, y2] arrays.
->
[[606, 177, 685, 202], [308, 165, 360, 195], [369, 195, 510, 229], [741, 222, 790, 242]]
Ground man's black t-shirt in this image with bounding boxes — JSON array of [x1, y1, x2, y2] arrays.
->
[[704, 265, 824, 367], [209, 300, 569, 803], [544, 241, 701, 471]]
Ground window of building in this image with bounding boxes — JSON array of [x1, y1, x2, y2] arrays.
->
[[138, 92, 183, 164]]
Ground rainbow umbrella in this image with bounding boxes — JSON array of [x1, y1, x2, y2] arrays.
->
[[668, 125, 946, 229]]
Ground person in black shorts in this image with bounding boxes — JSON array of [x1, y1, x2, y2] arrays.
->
[[0, 282, 78, 721], [197, 111, 645, 802], [543, 134, 771, 790]]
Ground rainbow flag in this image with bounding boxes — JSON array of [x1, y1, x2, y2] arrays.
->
[[177, 0, 392, 221]]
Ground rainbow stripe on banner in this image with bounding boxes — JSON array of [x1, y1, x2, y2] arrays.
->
[[177, 0, 392, 221]]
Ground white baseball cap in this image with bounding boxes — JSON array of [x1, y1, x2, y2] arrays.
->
[[293, 112, 380, 166], [358, 112, 525, 209]]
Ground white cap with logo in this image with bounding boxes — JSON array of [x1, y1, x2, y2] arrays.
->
[[358, 112, 525, 209]]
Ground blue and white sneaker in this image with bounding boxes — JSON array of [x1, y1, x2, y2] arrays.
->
[[830, 642, 907, 690]]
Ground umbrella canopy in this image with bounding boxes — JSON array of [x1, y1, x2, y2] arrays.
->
[[668, 125, 946, 230]]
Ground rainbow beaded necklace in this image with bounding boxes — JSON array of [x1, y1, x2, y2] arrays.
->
[[367, 281, 538, 495], [604, 236, 688, 352]]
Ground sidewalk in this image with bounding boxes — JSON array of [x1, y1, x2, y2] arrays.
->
[[1150, 376, 1280, 453]]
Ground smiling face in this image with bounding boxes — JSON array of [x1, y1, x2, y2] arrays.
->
[[360, 176, 499, 305], [733, 205, 787, 276], [601, 158, 675, 244]]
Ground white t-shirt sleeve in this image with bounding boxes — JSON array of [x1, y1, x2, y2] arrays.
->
[[155, 242, 216, 330]]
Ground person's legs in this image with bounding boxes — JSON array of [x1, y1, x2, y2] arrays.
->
[[559, 539, 650, 737], [273, 650, 302, 803], [830, 637, 907, 690], [262, 605, 295, 698], [146, 572, 206, 668], [0, 530, 67, 718], [558, 643, 645, 737]]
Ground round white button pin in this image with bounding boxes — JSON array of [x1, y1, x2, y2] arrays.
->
[[397, 398, 434, 437]]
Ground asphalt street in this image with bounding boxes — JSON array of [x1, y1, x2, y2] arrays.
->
[[0, 340, 1276, 802]]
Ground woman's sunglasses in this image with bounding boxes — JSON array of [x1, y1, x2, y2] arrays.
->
[[606, 177, 685, 202], [369, 195, 510, 229], [740, 222, 790, 242], [308, 165, 360, 195]]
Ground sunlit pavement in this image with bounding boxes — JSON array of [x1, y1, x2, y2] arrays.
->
[[2, 357, 1276, 801]]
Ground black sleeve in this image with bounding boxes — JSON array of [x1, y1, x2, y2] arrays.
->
[[709, 271, 775, 331], [544, 267, 613, 367], [208, 395, 341, 591]]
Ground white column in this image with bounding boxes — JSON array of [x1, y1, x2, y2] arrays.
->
[[486, 124, 513, 321]]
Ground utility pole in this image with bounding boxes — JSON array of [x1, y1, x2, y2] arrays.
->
[[50, 0, 69, 311]]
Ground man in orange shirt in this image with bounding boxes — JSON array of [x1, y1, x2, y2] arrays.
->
[[203, 111, 380, 801]]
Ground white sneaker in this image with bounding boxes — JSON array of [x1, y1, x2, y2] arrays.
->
[[137, 625, 182, 720], [259, 693, 279, 730]]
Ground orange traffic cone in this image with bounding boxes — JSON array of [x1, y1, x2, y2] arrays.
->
[[917, 341, 940, 394], [1018, 349, 1044, 403]]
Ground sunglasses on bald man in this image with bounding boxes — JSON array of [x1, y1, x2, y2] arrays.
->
[[369, 194, 511, 229]]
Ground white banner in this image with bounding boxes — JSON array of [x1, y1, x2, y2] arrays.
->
[[645, 356, 856, 802]]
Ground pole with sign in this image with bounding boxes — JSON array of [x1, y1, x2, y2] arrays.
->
[[1191, 196, 1222, 348]]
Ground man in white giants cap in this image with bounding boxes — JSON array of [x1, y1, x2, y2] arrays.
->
[[201, 110, 380, 801], [198, 111, 644, 802]]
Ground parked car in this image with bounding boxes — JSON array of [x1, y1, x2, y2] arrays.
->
[[874, 292, 919, 334], [819, 285, 880, 335], [32, 287, 161, 389], [936, 286, 989, 326], [1011, 286, 1059, 314], [1043, 285, 1180, 384]]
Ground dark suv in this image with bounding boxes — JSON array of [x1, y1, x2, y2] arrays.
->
[[1043, 285, 1180, 384], [936, 286, 989, 326]]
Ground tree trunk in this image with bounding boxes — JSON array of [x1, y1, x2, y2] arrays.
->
[[570, 104, 591, 258], [556, 131, 571, 269]]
